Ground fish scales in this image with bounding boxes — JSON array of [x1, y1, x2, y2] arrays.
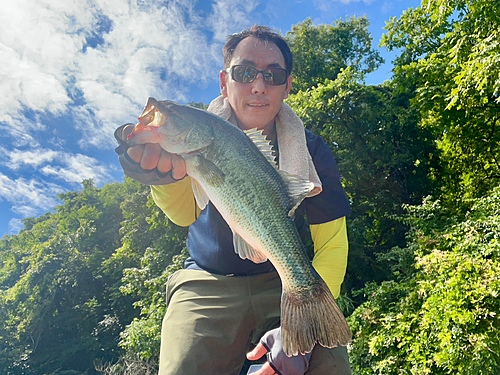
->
[[128, 98, 352, 356]]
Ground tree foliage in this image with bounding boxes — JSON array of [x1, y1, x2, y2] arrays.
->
[[0, 179, 186, 375], [348, 189, 500, 374], [382, 0, 500, 204], [0, 180, 128, 374], [285, 17, 384, 94], [287, 68, 439, 293]]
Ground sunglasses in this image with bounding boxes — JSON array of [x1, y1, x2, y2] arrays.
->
[[228, 65, 289, 86]]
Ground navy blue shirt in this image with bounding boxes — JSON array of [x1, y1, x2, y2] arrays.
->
[[184, 129, 351, 276]]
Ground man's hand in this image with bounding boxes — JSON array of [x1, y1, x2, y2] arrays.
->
[[247, 343, 277, 375], [246, 327, 312, 375], [120, 124, 187, 179], [114, 123, 187, 185]]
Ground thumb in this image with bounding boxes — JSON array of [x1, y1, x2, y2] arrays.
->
[[247, 342, 268, 361], [121, 124, 136, 141]]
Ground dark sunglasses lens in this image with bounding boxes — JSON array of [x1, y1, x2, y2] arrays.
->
[[233, 66, 257, 83], [268, 68, 288, 85], [232, 66, 288, 85]]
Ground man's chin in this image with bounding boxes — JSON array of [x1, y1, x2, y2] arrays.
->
[[243, 111, 276, 125]]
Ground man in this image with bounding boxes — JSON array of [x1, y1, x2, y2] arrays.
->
[[115, 25, 351, 375]]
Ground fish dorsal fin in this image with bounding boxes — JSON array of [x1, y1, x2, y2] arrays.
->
[[244, 128, 277, 168], [279, 171, 315, 217], [232, 229, 268, 264], [191, 179, 210, 211]]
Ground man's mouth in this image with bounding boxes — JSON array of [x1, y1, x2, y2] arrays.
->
[[247, 103, 268, 107]]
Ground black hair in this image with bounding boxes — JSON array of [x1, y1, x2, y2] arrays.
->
[[222, 25, 293, 76]]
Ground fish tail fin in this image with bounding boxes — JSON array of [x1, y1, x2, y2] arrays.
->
[[281, 280, 352, 356]]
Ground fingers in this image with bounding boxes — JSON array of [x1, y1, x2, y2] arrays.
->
[[247, 343, 268, 361], [154, 151, 187, 179], [140, 143, 162, 170], [157, 150, 173, 173], [123, 124, 146, 164], [126, 144, 144, 163], [126, 142, 163, 171], [171, 154, 187, 180], [123, 125, 144, 163]]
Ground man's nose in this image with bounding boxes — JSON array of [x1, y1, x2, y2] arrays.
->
[[251, 73, 268, 94]]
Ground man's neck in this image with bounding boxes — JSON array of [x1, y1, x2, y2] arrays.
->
[[264, 121, 277, 143]]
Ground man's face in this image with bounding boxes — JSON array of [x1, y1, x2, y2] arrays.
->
[[220, 36, 293, 134]]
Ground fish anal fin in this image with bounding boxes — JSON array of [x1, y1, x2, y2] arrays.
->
[[281, 279, 352, 357], [278, 171, 314, 217], [232, 230, 267, 264]]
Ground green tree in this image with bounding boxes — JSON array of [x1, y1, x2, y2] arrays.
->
[[0, 179, 173, 375], [382, 0, 500, 204], [116, 194, 187, 364], [287, 68, 439, 294], [285, 17, 384, 94], [348, 188, 500, 374]]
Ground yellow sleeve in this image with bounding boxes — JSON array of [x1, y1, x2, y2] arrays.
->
[[310, 217, 349, 299], [150, 177, 201, 227]]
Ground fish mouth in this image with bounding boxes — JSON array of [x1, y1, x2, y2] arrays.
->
[[138, 98, 166, 127], [127, 98, 166, 145], [127, 124, 162, 145]]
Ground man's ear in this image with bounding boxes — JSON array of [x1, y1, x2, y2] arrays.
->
[[220, 70, 228, 97]]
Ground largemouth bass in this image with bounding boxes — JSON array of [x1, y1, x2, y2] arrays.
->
[[127, 97, 352, 356]]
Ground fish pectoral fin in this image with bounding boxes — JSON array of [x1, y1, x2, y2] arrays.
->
[[196, 155, 225, 187], [279, 171, 315, 217], [191, 179, 210, 211], [232, 230, 268, 264]]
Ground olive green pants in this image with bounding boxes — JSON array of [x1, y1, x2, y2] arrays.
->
[[159, 269, 351, 375]]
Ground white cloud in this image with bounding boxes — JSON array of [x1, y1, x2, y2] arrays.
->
[[8, 218, 24, 234], [0, 0, 229, 149], [0, 145, 113, 235], [0, 0, 88, 145], [1, 147, 111, 185], [381, 1, 393, 14], [0, 173, 64, 217], [0, 0, 261, 235], [208, 0, 261, 42], [41, 153, 110, 185], [6, 148, 59, 170], [72, 0, 222, 149]]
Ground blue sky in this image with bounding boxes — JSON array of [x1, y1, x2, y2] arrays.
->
[[0, 0, 422, 237]]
